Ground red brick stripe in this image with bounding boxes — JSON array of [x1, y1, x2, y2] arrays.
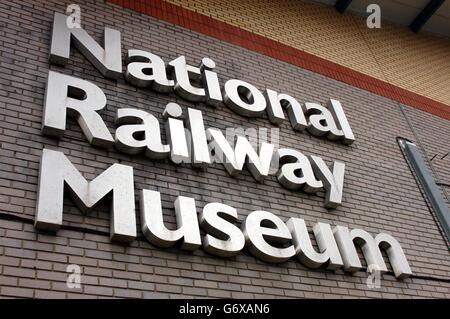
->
[[107, 0, 450, 121]]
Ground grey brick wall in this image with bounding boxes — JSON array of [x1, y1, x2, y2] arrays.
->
[[0, 0, 449, 298]]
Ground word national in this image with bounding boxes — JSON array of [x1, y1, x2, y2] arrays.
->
[[33, 12, 412, 279]]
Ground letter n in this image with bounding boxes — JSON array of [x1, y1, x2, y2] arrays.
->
[[35, 149, 136, 242], [49, 12, 122, 78]]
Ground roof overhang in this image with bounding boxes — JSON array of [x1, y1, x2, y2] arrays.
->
[[309, 0, 450, 39]]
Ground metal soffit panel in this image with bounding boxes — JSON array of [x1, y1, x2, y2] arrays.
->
[[308, 0, 450, 39]]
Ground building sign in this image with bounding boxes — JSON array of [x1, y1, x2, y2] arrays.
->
[[34, 12, 412, 279]]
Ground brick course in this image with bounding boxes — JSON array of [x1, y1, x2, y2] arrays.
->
[[0, 0, 449, 298]]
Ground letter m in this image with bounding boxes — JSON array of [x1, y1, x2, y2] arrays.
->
[[50, 12, 122, 79], [334, 226, 412, 279], [35, 149, 136, 242]]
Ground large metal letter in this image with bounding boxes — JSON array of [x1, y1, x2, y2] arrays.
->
[[304, 102, 343, 140], [125, 49, 174, 92], [243, 210, 295, 263], [187, 108, 211, 166], [309, 155, 345, 208], [164, 103, 190, 164], [200, 57, 223, 107], [376, 233, 412, 279], [333, 226, 364, 272], [206, 128, 274, 182], [223, 79, 266, 117], [277, 148, 323, 193], [169, 56, 205, 102], [328, 99, 355, 145], [265, 89, 307, 130], [49, 12, 122, 79], [140, 189, 201, 251], [200, 202, 245, 257], [115, 108, 170, 159], [334, 226, 412, 278], [287, 218, 343, 269], [35, 149, 136, 242], [43, 71, 114, 147]]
